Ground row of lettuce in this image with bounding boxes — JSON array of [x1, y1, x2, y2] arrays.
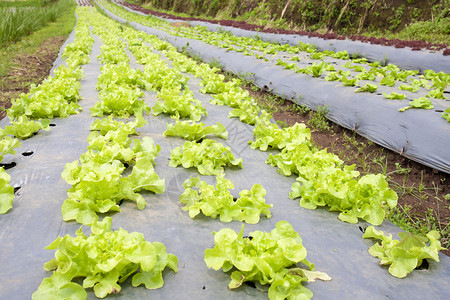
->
[[101, 0, 450, 122], [0, 4, 445, 300], [0, 1, 95, 215]]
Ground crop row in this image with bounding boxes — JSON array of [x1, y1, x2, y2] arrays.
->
[[116, 0, 449, 54], [0, 4, 446, 299], [97, 0, 445, 286], [101, 0, 450, 122], [0, 4, 94, 215]]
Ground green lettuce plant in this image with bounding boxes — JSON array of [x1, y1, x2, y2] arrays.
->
[[164, 120, 228, 141], [228, 99, 260, 125], [153, 88, 207, 121], [363, 226, 444, 278], [0, 168, 14, 214], [91, 84, 150, 118], [0, 136, 21, 161], [355, 83, 378, 93], [7, 65, 83, 120], [398, 84, 419, 93], [169, 139, 243, 175], [180, 175, 272, 223], [0, 115, 50, 139], [32, 217, 178, 299], [61, 118, 165, 225], [383, 92, 406, 100], [399, 97, 434, 112], [250, 115, 311, 151], [204, 221, 330, 300], [442, 107, 450, 122]]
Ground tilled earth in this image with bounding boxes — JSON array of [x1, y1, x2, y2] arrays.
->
[[0, 36, 66, 120]]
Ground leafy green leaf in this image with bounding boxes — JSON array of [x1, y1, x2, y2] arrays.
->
[[363, 226, 444, 278], [355, 83, 378, 93], [164, 120, 228, 141], [180, 175, 271, 223], [380, 76, 396, 87], [0, 168, 14, 214], [0, 136, 21, 161], [250, 116, 311, 151], [442, 107, 450, 122], [399, 97, 434, 112], [383, 92, 406, 100], [0, 115, 50, 140], [324, 72, 341, 81], [398, 84, 419, 93], [169, 139, 243, 175], [91, 84, 149, 118], [33, 217, 178, 299], [7, 65, 83, 120], [341, 75, 359, 87], [204, 222, 329, 299], [153, 87, 207, 121], [61, 117, 164, 225]]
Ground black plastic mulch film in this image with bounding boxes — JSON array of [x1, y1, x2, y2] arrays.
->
[[115, 2, 450, 175], [0, 3, 449, 300]]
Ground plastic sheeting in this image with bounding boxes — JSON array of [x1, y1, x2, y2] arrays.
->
[[101, 4, 450, 174], [0, 5, 449, 299], [116, 1, 450, 73]]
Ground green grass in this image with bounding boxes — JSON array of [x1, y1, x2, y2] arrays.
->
[[0, 0, 76, 78], [0, 0, 75, 47], [0, 0, 46, 8], [139, 1, 449, 45], [364, 18, 450, 46]]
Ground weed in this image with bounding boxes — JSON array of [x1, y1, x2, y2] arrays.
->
[[237, 72, 255, 86], [371, 153, 388, 175], [276, 120, 289, 128], [292, 104, 310, 114], [393, 162, 411, 175], [208, 58, 223, 69], [387, 205, 449, 249], [307, 105, 331, 132]]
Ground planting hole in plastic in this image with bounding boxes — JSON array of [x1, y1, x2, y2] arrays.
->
[[49, 124, 56, 127], [416, 259, 430, 270], [0, 162, 16, 170], [359, 225, 368, 233], [14, 186, 21, 195], [22, 151, 34, 157]]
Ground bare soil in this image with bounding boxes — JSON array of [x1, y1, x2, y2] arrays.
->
[[0, 36, 66, 119]]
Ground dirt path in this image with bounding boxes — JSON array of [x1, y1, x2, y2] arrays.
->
[[0, 36, 66, 120]]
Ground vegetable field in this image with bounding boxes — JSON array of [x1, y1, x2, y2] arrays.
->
[[0, 1, 449, 299]]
